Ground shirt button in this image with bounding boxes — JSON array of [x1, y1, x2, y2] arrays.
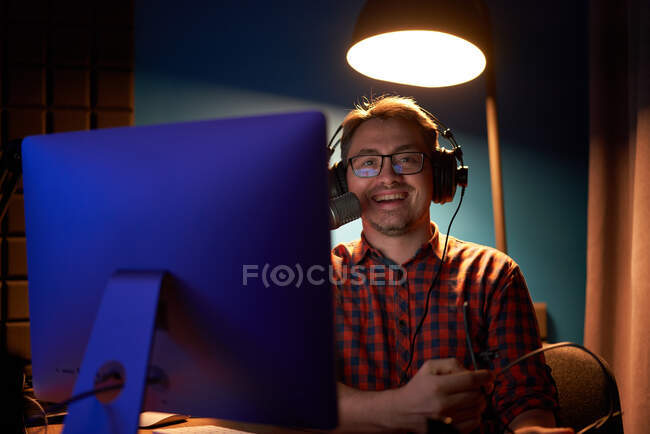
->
[[398, 319, 408, 331]]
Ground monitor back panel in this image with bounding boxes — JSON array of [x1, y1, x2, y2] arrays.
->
[[22, 111, 337, 428]]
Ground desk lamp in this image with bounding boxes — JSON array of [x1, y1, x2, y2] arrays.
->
[[346, 0, 507, 252]]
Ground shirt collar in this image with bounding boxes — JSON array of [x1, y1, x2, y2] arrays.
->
[[349, 231, 374, 265]]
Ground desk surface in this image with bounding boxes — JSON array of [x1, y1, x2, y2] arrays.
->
[[27, 417, 314, 433]]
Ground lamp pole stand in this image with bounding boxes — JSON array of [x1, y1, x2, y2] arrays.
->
[[485, 62, 507, 253]]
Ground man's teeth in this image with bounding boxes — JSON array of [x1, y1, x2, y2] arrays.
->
[[374, 193, 407, 202]]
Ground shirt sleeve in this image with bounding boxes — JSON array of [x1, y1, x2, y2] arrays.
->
[[486, 265, 559, 427]]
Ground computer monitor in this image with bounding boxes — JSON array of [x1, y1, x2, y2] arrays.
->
[[22, 111, 338, 432]]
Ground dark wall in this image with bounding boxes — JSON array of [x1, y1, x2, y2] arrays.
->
[[135, 0, 588, 343]]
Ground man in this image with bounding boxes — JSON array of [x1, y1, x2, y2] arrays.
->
[[330, 96, 571, 433]]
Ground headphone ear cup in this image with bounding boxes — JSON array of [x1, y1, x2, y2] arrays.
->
[[431, 148, 457, 204], [328, 161, 348, 197]]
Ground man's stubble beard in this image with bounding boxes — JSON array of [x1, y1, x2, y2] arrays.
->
[[368, 209, 413, 237]]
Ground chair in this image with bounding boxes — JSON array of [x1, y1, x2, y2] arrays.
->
[[545, 345, 624, 433]]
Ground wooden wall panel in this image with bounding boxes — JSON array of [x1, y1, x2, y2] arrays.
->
[[0, 0, 135, 363]]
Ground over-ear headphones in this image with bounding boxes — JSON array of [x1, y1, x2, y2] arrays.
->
[[327, 110, 468, 205]]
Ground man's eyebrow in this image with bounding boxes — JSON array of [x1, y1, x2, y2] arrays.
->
[[355, 147, 380, 155], [394, 144, 420, 152], [354, 144, 420, 155]]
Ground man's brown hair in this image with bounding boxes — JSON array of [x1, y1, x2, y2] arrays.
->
[[340, 95, 439, 165]]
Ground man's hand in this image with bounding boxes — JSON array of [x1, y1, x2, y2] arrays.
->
[[384, 358, 493, 434], [514, 428, 574, 434], [509, 409, 574, 434]]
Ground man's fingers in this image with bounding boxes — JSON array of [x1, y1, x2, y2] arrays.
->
[[432, 390, 485, 415], [434, 369, 493, 393], [423, 358, 465, 375], [445, 404, 485, 424], [430, 394, 485, 431], [514, 428, 574, 434], [452, 417, 482, 434]]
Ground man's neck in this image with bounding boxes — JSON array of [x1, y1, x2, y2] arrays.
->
[[362, 219, 433, 265]]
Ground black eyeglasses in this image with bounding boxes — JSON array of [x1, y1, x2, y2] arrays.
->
[[348, 152, 428, 178]]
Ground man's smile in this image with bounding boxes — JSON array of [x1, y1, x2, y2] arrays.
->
[[368, 189, 411, 210], [372, 191, 408, 202]]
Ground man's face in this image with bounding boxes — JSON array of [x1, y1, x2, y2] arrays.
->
[[346, 117, 433, 237]]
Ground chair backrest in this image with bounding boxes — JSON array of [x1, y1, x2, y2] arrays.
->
[[545, 345, 624, 433]]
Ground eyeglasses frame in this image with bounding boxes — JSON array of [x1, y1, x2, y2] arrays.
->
[[347, 151, 431, 178]]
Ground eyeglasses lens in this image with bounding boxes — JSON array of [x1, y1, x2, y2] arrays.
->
[[351, 152, 423, 178]]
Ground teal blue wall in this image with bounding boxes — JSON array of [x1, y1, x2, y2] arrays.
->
[[135, 1, 587, 344]]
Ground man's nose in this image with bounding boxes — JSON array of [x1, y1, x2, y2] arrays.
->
[[377, 156, 403, 183]]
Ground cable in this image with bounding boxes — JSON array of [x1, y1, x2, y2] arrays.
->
[[59, 383, 125, 408], [25, 368, 169, 427], [497, 342, 622, 434], [24, 395, 48, 434], [22, 368, 50, 432], [21, 370, 48, 434], [400, 186, 465, 385], [23, 382, 125, 427], [461, 303, 621, 433], [327, 124, 344, 158], [30, 369, 167, 424], [462, 302, 479, 371], [460, 302, 514, 434]]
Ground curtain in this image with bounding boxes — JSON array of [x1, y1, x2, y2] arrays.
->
[[585, 1, 650, 433]]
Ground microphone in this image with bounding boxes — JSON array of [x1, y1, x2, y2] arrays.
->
[[329, 192, 361, 230]]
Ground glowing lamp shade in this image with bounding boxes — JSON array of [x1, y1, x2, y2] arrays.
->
[[347, 30, 486, 87], [347, 0, 490, 88]]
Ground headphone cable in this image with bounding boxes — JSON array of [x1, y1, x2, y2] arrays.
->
[[400, 186, 465, 385]]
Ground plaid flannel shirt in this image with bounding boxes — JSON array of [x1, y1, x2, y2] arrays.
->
[[331, 222, 558, 432]]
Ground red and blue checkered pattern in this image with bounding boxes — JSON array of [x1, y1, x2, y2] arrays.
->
[[331, 222, 558, 431]]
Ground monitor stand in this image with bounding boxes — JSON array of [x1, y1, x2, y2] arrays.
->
[[63, 271, 168, 434]]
